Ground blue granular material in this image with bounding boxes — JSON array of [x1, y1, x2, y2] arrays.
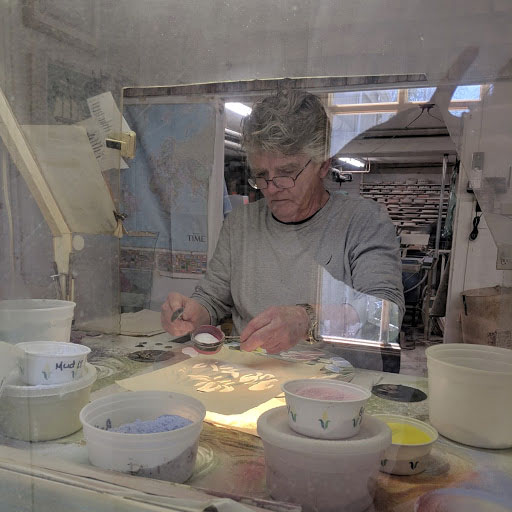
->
[[110, 414, 193, 434]]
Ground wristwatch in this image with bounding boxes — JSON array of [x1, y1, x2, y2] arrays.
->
[[296, 303, 320, 344]]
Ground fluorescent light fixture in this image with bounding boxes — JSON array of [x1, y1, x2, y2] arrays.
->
[[338, 157, 365, 168], [225, 102, 252, 116]]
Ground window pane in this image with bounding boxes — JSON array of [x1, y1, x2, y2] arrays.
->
[[408, 87, 436, 102], [332, 89, 398, 105], [331, 112, 396, 154], [449, 108, 470, 117], [452, 85, 481, 101]]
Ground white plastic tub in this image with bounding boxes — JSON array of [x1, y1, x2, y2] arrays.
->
[[80, 391, 206, 483], [257, 407, 391, 512], [0, 363, 97, 441], [426, 343, 512, 449], [0, 299, 76, 343], [17, 341, 91, 385]]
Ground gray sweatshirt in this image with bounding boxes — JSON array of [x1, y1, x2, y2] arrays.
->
[[192, 192, 404, 336]]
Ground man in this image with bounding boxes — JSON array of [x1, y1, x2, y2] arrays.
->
[[162, 90, 404, 357]]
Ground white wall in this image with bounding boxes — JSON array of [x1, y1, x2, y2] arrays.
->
[[445, 81, 512, 343]]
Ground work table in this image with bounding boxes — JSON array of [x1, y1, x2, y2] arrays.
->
[[1, 332, 511, 512]]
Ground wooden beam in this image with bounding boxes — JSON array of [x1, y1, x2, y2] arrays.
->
[[0, 87, 70, 237]]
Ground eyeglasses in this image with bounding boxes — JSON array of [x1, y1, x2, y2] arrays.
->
[[248, 159, 312, 190]]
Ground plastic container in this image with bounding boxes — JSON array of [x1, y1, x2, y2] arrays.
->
[[0, 299, 76, 343], [191, 325, 225, 354], [426, 343, 512, 449], [0, 363, 97, 441], [257, 407, 391, 512], [80, 391, 206, 483], [282, 379, 371, 439], [372, 414, 438, 475], [17, 341, 91, 385]]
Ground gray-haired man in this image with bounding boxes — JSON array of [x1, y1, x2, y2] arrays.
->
[[162, 90, 404, 361]]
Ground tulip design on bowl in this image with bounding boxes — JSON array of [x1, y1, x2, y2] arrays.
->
[[41, 363, 53, 381], [319, 410, 330, 430], [287, 404, 297, 423], [352, 406, 365, 428]]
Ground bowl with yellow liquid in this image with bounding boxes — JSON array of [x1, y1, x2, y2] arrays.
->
[[372, 414, 438, 475]]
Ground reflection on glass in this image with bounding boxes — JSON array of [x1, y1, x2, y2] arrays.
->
[[316, 268, 400, 346], [408, 87, 436, 102], [331, 112, 395, 154], [448, 108, 470, 117]]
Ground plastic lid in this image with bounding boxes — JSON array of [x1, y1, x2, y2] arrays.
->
[[257, 406, 391, 455], [3, 362, 97, 398], [426, 345, 512, 376], [0, 299, 76, 312], [16, 341, 91, 357]]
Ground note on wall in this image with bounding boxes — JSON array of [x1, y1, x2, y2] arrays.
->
[[79, 92, 130, 172]]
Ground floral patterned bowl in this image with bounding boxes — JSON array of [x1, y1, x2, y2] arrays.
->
[[16, 341, 91, 385], [282, 379, 371, 439]]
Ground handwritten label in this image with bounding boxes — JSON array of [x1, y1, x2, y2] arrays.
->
[[55, 359, 84, 371]]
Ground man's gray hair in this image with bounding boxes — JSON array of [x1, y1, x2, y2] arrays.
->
[[241, 90, 330, 162]]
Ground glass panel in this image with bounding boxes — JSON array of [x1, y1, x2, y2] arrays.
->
[[448, 108, 470, 117], [452, 84, 481, 101], [331, 112, 395, 155], [1, 1, 511, 509], [332, 89, 399, 105], [407, 87, 436, 102]]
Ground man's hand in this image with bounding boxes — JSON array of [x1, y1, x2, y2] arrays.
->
[[161, 293, 210, 336], [240, 305, 309, 354]]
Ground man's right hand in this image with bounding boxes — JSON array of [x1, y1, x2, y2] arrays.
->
[[161, 293, 210, 336]]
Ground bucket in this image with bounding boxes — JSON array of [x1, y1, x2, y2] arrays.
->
[[0, 363, 97, 441], [258, 407, 390, 512], [461, 287, 512, 348], [0, 299, 76, 343], [426, 343, 512, 449]]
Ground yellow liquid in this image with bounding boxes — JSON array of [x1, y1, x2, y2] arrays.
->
[[387, 422, 431, 445]]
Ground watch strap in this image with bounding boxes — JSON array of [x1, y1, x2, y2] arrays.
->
[[296, 303, 319, 344]]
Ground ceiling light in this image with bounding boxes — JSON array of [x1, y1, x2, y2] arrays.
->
[[225, 102, 252, 116], [337, 157, 365, 168]]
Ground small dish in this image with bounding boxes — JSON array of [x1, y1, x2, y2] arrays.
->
[[282, 379, 371, 439], [16, 341, 91, 385], [372, 413, 438, 475], [191, 325, 225, 355]]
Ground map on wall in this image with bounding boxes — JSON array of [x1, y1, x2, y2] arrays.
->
[[121, 102, 216, 278]]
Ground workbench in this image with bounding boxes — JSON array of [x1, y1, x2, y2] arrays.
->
[[1, 332, 511, 512]]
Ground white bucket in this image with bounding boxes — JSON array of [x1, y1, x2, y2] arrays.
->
[[0, 363, 97, 441], [0, 299, 75, 343], [258, 407, 391, 512], [80, 391, 205, 483], [426, 343, 512, 449]]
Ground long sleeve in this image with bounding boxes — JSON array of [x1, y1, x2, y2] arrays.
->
[[191, 214, 234, 325], [346, 201, 405, 323]]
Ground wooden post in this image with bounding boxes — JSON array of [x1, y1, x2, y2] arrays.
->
[[0, 87, 71, 296]]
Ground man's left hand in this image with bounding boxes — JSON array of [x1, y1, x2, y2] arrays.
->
[[240, 305, 309, 354]]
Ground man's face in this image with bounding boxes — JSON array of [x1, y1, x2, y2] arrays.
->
[[248, 152, 329, 222]]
